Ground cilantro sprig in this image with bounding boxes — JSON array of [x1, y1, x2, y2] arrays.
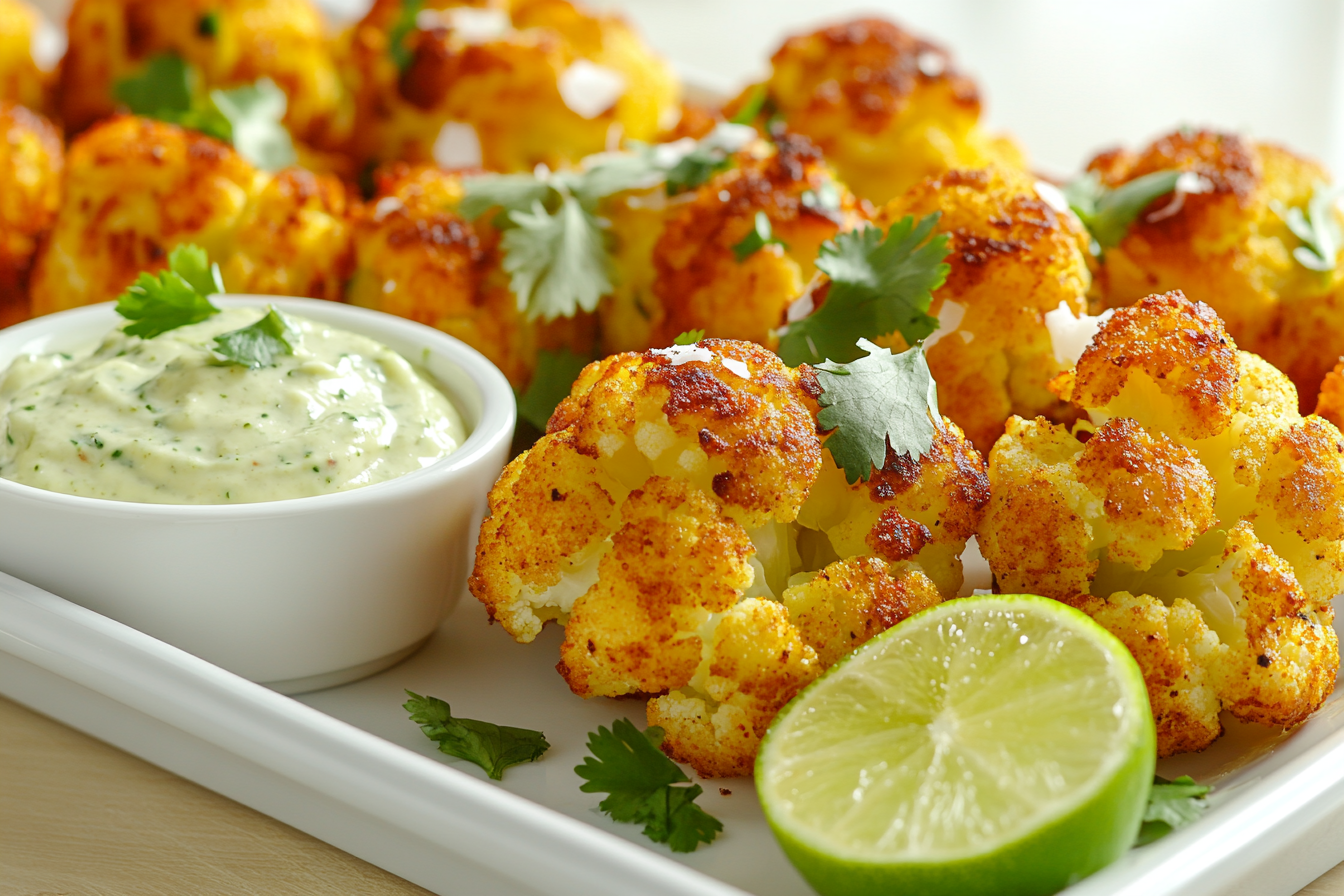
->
[[515, 347, 592, 431], [116, 245, 223, 339], [673, 329, 705, 345], [777, 214, 950, 367], [815, 340, 940, 484], [113, 53, 296, 171], [460, 124, 755, 320], [213, 306, 299, 369], [575, 719, 722, 852], [388, 0, 425, 72], [733, 211, 786, 261], [1135, 775, 1212, 846], [405, 691, 549, 780], [1274, 183, 1344, 272], [1063, 170, 1199, 251]]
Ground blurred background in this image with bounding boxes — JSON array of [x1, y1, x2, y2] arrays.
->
[[27, 0, 1344, 177]]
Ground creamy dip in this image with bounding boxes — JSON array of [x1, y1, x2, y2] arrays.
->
[[0, 308, 466, 504]]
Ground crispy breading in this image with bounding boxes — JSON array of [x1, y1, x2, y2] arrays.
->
[[876, 166, 1092, 451], [347, 163, 595, 387], [472, 336, 987, 775], [344, 0, 678, 172], [782, 556, 941, 667], [1314, 359, 1344, 430], [29, 116, 354, 316], [602, 133, 863, 354], [981, 291, 1344, 755], [0, 102, 60, 326], [647, 598, 820, 778], [741, 17, 1025, 205], [60, 0, 351, 150], [1089, 129, 1344, 406], [0, 0, 47, 112]]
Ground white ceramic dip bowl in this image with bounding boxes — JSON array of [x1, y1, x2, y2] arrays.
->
[[0, 296, 515, 693]]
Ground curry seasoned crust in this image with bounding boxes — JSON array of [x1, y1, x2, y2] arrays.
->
[[0, 101, 60, 326], [0, 0, 48, 112]]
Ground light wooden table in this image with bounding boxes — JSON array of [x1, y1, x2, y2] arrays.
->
[[1, 691, 1342, 896]]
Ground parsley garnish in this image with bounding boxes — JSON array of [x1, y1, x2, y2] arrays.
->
[[113, 53, 296, 171], [778, 214, 950, 367], [115, 244, 223, 339], [733, 211, 786, 261], [1063, 170, 1187, 250], [575, 719, 722, 853], [213, 306, 299, 368], [1275, 183, 1343, 272], [388, 0, 424, 72], [515, 347, 592, 431], [673, 329, 705, 345], [1135, 775, 1212, 846], [814, 340, 940, 483], [405, 691, 549, 781]]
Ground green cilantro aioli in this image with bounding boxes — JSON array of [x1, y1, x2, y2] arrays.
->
[[0, 308, 466, 504]]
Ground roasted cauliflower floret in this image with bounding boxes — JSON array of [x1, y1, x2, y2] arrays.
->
[[29, 116, 354, 316], [1314, 359, 1344, 431], [0, 102, 60, 327], [647, 598, 820, 778], [348, 163, 594, 388], [602, 132, 864, 354], [736, 17, 1024, 206], [604, 133, 834, 352], [980, 290, 1343, 755], [60, 0, 351, 150], [0, 0, 49, 112], [344, 0, 679, 172], [876, 166, 1093, 451], [781, 556, 940, 667], [1088, 128, 1344, 406]]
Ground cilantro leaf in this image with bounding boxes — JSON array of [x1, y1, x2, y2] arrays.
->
[[801, 182, 842, 215], [564, 153, 667, 207], [729, 83, 768, 126], [405, 691, 549, 781], [502, 196, 612, 321], [516, 347, 592, 431], [1135, 775, 1212, 846], [815, 340, 940, 484], [1064, 170, 1184, 250], [115, 244, 222, 339], [460, 174, 557, 221], [113, 53, 194, 119], [778, 215, 950, 367], [733, 211, 786, 261], [210, 79, 296, 171], [388, 0, 424, 72], [575, 719, 722, 852], [1275, 183, 1344, 272], [213, 306, 299, 368], [673, 329, 705, 345], [664, 147, 731, 196]]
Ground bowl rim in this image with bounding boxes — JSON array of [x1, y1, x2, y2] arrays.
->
[[0, 295, 517, 518]]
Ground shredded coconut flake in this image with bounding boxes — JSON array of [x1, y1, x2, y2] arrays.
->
[[1044, 301, 1113, 365], [916, 51, 945, 77], [372, 196, 404, 221], [1145, 172, 1215, 223], [1034, 181, 1070, 214], [923, 301, 966, 350], [650, 344, 714, 366], [432, 121, 483, 169], [558, 61, 626, 119], [30, 19, 64, 72]]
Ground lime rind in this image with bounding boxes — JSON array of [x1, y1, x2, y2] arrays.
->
[[757, 595, 1156, 896]]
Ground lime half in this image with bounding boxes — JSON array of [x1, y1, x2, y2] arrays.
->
[[757, 595, 1155, 896]]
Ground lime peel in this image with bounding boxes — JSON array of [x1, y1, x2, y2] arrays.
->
[[757, 594, 1156, 896]]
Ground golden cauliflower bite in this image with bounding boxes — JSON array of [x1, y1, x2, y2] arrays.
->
[[736, 17, 1025, 206], [29, 116, 354, 316], [0, 0, 48, 112], [343, 0, 679, 172], [59, 0, 351, 150], [602, 131, 865, 355], [877, 166, 1093, 452], [470, 338, 989, 776], [0, 102, 61, 328], [1089, 128, 1344, 408], [979, 291, 1342, 756], [347, 163, 594, 388]]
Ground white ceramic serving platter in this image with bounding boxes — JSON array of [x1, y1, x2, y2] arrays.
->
[[4, 548, 1344, 896]]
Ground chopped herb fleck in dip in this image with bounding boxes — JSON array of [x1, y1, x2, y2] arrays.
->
[[0, 308, 465, 504]]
